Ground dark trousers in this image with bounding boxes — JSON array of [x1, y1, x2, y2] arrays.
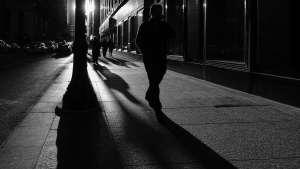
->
[[92, 50, 99, 63], [103, 48, 108, 57], [109, 49, 113, 56], [143, 56, 167, 111]]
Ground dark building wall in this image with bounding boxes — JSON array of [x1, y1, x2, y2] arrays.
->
[[94, 0, 100, 38], [2, 0, 66, 45], [99, 0, 300, 107], [0, 1, 6, 41], [248, 0, 300, 107]]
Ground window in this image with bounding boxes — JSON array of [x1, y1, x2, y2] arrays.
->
[[136, 10, 143, 54], [129, 16, 137, 53], [117, 23, 122, 50], [19, 10, 23, 32], [206, 0, 245, 62], [4, 9, 10, 31], [257, 1, 291, 71], [123, 19, 128, 51], [165, 0, 184, 56], [187, 0, 201, 62]]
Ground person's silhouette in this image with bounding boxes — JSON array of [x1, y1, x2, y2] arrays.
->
[[136, 3, 176, 115], [90, 36, 101, 65], [101, 39, 108, 58], [108, 39, 115, 57]]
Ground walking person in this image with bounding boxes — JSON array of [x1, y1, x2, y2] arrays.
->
[[101, 39, 108, 58], [108, 39, 115, 57], [90, 36, 101, 65], [135, 3, 176, 116]]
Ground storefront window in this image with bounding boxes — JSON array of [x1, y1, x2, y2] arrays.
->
[[257, 1, 290, 70], [187, 0, 201, 62], [117, 23, 122, 50], [123, 19, 128, 51], [136, 10, 143, 54], [129, 16, 136, 53], [206, 0, 245, 62], [166, 0, 184, 56]]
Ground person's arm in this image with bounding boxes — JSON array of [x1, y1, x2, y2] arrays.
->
[[135, 23, 146, 52], [160, 21, 176, 39]]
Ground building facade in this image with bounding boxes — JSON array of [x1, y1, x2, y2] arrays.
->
[[67, 0, 76, 41], [0, 0, 67, 46], [99, 0, 299, 107]]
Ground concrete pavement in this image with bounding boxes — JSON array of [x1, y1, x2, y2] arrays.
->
[[0, 51, 299, 169]]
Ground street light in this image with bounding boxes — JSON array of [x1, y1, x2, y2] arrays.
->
[[56, 0, 98, 116], [85, 0, 94, 15]]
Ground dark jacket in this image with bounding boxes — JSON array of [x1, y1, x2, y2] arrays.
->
[[108, 41, 115, 50], [136, 19, 176, 56], [91, 39, 101, 56], [101, 41, 108, 50]]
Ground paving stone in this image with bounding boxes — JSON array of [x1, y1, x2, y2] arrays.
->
[[111, 126, 203, 166], [182, 121, 300, 161], [0, 147, 42, 169], [123, 163, 206, 169], [4, 126, 50, 147], [163, 106, 295, 125], [36, 127, 122, 168], [46, 83, 69, 91], [30, 102, 58, 113], [19, 113, 55, 127], [232, 158, 300, 169], [38, 95, 63, 103], [50, 116, 60, 130], [42, 89, 66, 98]]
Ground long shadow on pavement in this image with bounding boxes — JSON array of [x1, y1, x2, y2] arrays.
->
[[158, 112, 237, 169], [105, 57, 140, 68], [89, 61, 237, 168], [94, 64, 141, 105], [55, 103, 122, 168], [93, 64, 206, 168]]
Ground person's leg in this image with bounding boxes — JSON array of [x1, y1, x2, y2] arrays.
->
[[148, 71, 165, 111], [144, 63, 166, 111], [103, 49, 107, 57]]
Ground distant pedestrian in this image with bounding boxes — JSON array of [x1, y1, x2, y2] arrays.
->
[[101, 39, 108, 58], [135, 3, 176, 117], [90, 36, 101, 65], [108, 39, 115, 57]]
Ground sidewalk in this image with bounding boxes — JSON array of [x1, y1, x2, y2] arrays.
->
[[0, 51, 299, 169]]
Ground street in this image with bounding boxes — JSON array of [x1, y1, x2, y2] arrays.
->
[[0, 51, 72, 146]]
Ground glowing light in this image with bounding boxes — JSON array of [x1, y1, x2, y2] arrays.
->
[[85, 0, 94, 14]]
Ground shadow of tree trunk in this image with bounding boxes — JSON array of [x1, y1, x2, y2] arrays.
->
[[56, 109, 122, 169]]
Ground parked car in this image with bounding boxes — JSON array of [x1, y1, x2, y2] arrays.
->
[[43, 41, 55, 53], [56, 40, 72, 55], [10, 43, 21, 52], [27, 42, 48, 55], [0, 40, 11, 53], [23, 43, 30, 53]]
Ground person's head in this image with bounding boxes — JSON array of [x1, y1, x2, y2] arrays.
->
[[150, 4, 163, 21], [94, 36, 98, 40]]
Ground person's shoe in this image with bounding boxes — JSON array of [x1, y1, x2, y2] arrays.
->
[[154, 110, 163, 121], [145, 94, 150, 101], [145, 94, 156, 109]]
